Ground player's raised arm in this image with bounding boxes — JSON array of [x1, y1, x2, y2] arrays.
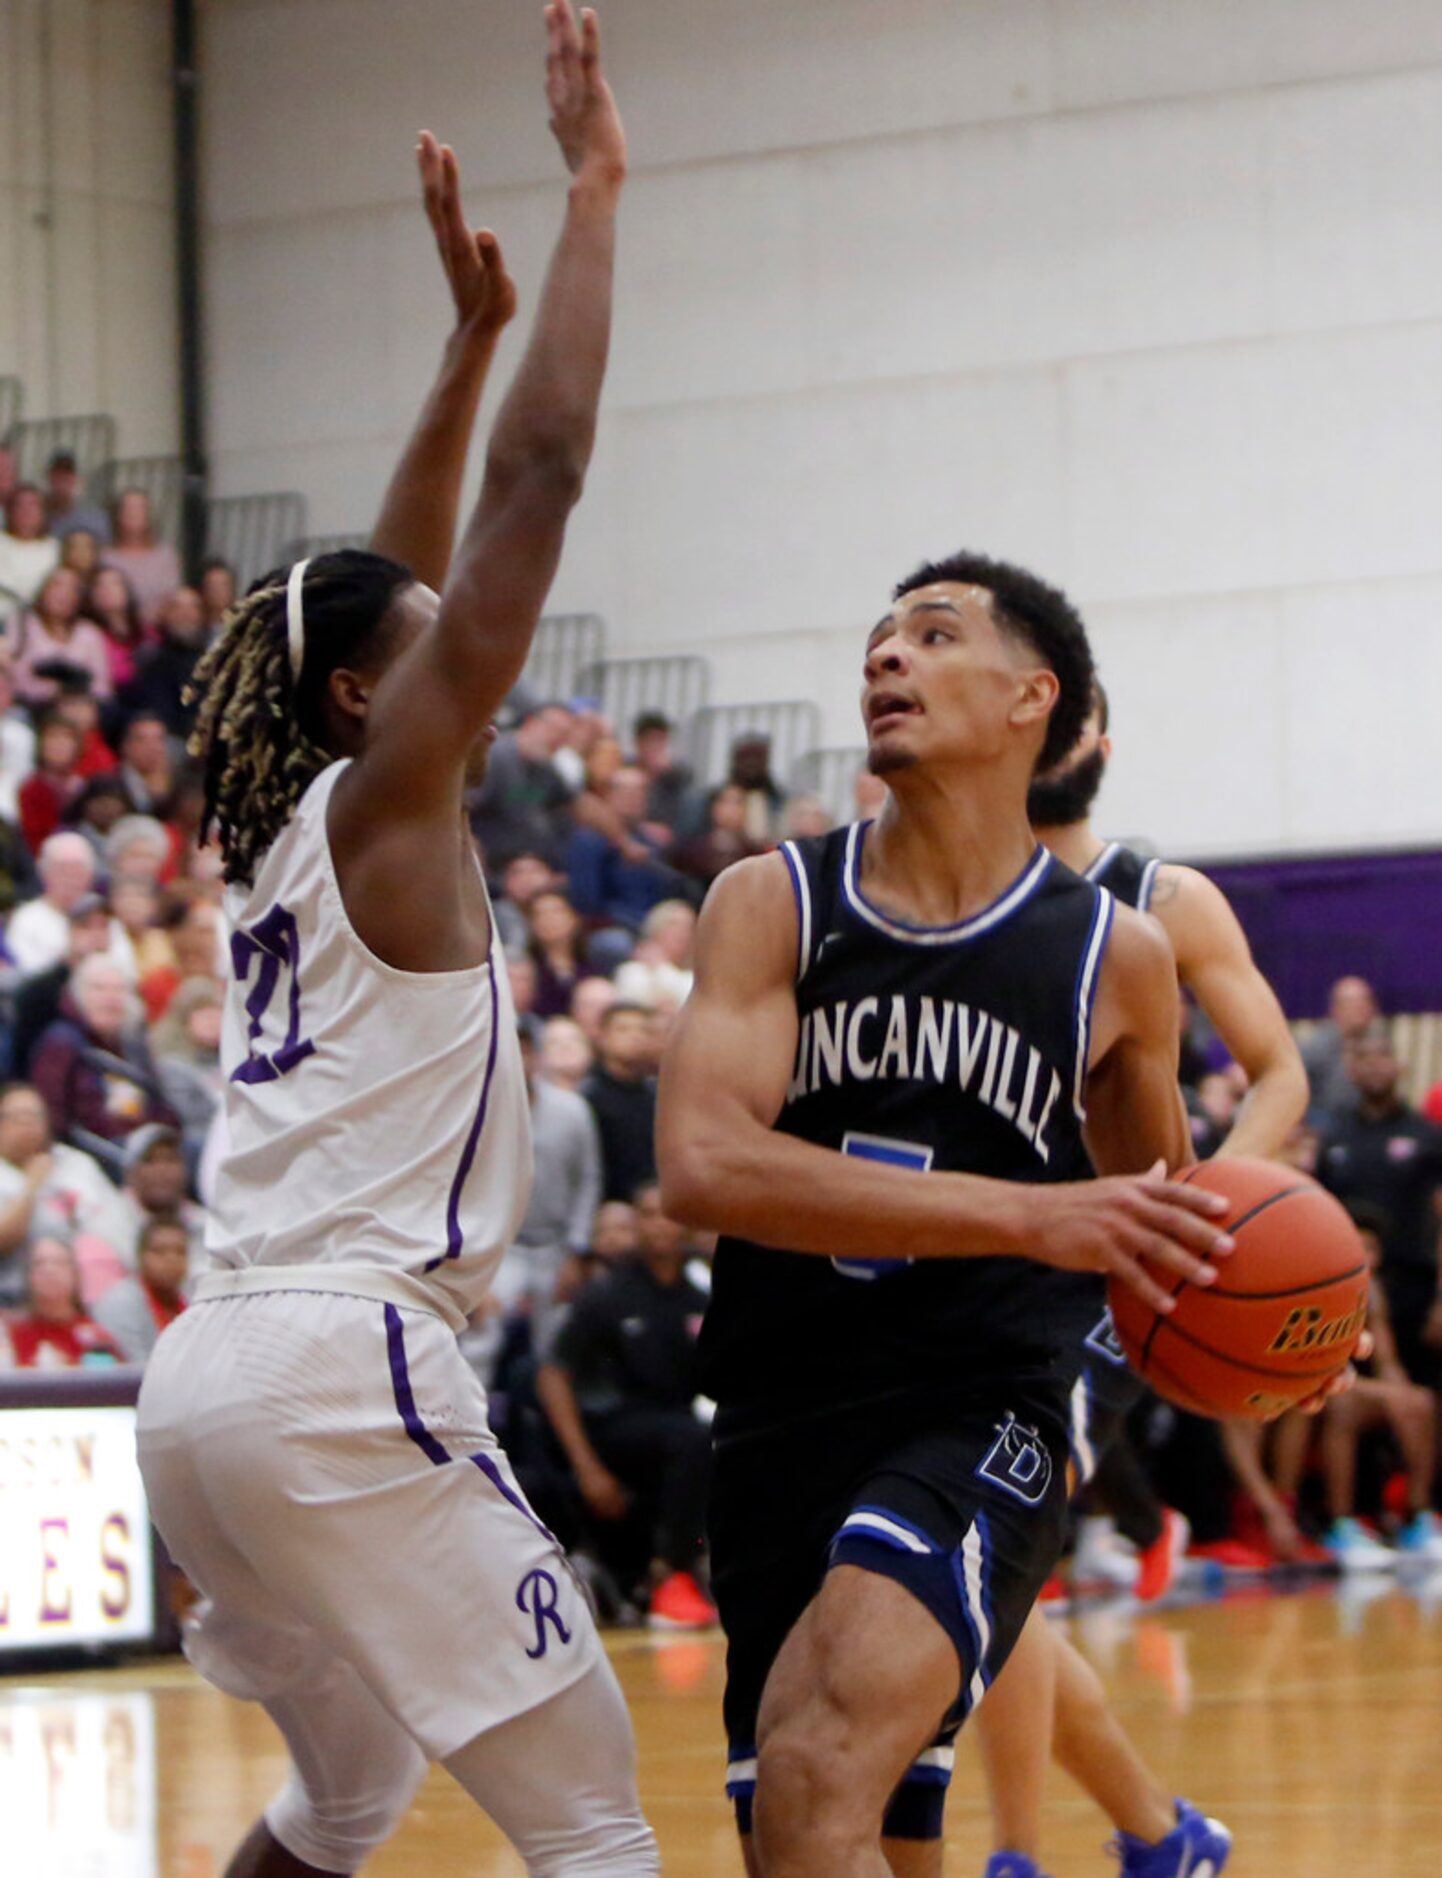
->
[[360, 0, 625, 811], [368, 133, 518, 591], [1149, 864, 1308, 1160], [656, 858, 1231, 1309]]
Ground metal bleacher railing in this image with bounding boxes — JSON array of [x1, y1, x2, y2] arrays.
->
[[790, 745, 868, 824], [8, 413, 117, 485], [0, 377, 22, 445], [521, 612, 606, 704], [574, 654, 710, 732], [204, 491, 308, 591], [684, 699, 823, 790], [91, 455, 186, 547]]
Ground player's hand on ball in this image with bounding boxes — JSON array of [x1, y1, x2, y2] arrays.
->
[[1033, 1160, 1234, 1315], [545, 2, 627, 187], [1293, 1330, 1373, 1415], [416, 131, 517, 336]]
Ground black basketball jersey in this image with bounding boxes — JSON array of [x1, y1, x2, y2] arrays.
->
[[1083, 840, 1160, 913], [698, 823, 1116, 1433]]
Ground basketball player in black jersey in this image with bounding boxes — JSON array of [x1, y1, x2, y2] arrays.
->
[[958, 684, 1310, 1878], [657, 553, 1236, 1878]]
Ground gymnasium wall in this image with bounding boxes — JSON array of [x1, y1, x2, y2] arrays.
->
[[0, 0, 179, 453], [201, 0, 1442, 859]]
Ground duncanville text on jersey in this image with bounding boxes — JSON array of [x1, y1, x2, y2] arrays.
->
[[787, 994, 1064, 1163]]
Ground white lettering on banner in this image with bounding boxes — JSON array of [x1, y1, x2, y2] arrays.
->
[[0, 1407, 154, 1651]]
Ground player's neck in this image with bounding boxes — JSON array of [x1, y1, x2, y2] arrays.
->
[[866, 775, 1039, 928], [1033, 816, 1103, 875]]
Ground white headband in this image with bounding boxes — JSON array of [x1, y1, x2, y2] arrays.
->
[[286, 558, 310, 683]]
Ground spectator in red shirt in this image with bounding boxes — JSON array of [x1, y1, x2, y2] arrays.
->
[[0, 1233, 124, 1368], [82, 565, 149, 692], [93, 1213, 189, 1363], [17, 713, 84, 855]]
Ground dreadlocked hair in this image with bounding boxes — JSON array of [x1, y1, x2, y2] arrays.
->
[[187, 548, 413, 885]]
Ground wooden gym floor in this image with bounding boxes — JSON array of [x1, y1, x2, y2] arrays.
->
[[6, 1577, 1441, 1875]]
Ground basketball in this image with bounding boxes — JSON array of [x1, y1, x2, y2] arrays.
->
[[1108, 1158, 1370, 1423]]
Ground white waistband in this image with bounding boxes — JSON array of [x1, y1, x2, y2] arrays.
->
[[193, 1263, 469, 1334]]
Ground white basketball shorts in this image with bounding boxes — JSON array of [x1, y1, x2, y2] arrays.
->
[[137, 1288, 601, 1758]]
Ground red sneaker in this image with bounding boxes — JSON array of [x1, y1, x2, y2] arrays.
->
[[1038, 1574, 1068, 1604], [648, 1570, 719, 1630], [1135, 1508, 1190, 1603]]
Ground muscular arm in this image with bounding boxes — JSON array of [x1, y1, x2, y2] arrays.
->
[[656, 857, 1229, 1307], [1149, 864, 1307, 1160], [1082, 905, 1195, 1178]]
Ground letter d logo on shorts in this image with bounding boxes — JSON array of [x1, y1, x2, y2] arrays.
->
[[977, 1417, 1053, 1508]]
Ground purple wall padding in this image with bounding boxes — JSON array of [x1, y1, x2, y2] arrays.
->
[[1190, 848, 1442, 1020]]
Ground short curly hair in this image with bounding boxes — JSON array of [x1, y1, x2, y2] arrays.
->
[[892, 550, 1094, 772]]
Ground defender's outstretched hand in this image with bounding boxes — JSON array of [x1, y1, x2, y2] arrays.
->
[[545, 1, 626, 184], [417, 130, 517, 336]]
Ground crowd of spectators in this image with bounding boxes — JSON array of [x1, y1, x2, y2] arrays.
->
[[5, 459, 1442, 1621]]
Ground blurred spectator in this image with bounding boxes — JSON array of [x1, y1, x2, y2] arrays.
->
[[0, 655, 36, 819], [583, 1003, 657, 1203], [1303, 975, 1379, 1118], [570, 976, 616, 1049], [61, 529, 103, 581], [539, 1016, 593, 1094], [727, 732, 785, 842], [106, 812, 172, 884], [31, 954, 180, 1172], [492, 851, 557, 954], [783, 793, 830, 840], [0, 485, 60, 623], [1427, 1081, 1442, 1128], [581, 729, 624, 796], [469, 703, 577, 871], [537, 1182, 715, 1628], [18, 717, 85, 854], [9, 892, 118, 1077], [92, 1213, 190, 1364], [45, 451, 111, 543], [198, 558, 237, 636], [0, 1082, 129, 1307], [102, 488, 181, 628], [613, 900, 696, 1010], [112, 1122, 205, 1277], [82, 565, 148, 692], [853, 764, 888, 821], [631, 711, 694, 844], [0, 1234, 123, 1369], [669, 782, 766, 894], [494, 1024, 603, 1357], [159, 765, 215, 884], [118, 586, 207, 737], [527, 887, 587, 1019], [556, 705, 615, 794], [8, 831, 103, 972], [1189, 1068, 1239, 1158], [507, 953, 539, 1022], [8, 566, 113, 706], [0, 816, 38, 916], [590, 1198, 640, 1264], [56, 680, 120, 779], [66, 774, 137, 866], [0, 445, 15, 506], [565, 766, 676, 934], [140, 892, 223, 1022], [150, 977, 225, 1160], [111, 875, 170, 980], [1318, 1025, 1442, 1388]]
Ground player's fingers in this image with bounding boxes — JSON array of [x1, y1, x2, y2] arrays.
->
[[1135, 1196, 1235, 1259], [581, 7, 601, 74], [1355, 1329, 1375, 1362], [1137, 1168, 1230, 1216], [1127, 1227, 1219, 1290], [1106, 1251, 1178, 1316]]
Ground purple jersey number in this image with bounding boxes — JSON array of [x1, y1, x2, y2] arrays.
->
[[230, 905, 317, 1085]]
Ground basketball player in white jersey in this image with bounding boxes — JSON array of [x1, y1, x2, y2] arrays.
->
[[137, 9, 657, 1875]]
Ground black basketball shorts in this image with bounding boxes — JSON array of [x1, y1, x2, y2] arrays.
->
[[1065, 1306, 1149, 1487], [711, 1384, 1069, 1841]]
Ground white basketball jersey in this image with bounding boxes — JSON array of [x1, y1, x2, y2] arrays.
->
[[206, 760, 532, 1320]]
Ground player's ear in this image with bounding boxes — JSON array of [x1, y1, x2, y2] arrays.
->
[[1099, 732, 1113, 762], [1010, 665, 1059, 733], [328, 665, 372, 729]]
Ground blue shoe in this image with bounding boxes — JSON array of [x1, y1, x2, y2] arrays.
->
[[1396, 1511, 1442, 1562], [983, 1856, 1051, 1878], [1109, 1798, 1232, 1876]]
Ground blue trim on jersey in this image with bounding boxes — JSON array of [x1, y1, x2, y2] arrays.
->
[[1083, 840, 1121, 884], [778, 841, 812, 982], [835, 1504, 941, 1555], [1070, 886, 1114, 1121], [842, 823, 1053, 946], [426, 959, 501, 1272], [974, 1509, 998, 1670], [1138, 856, 1161, 912]]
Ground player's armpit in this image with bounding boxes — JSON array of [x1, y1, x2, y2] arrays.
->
[[1151, 865, 1307, 1161], [1084, 905, 1193, 1178]]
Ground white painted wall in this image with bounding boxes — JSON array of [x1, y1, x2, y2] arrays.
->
[[201, 0, 1442, 857], [0, 0, 178, 453]]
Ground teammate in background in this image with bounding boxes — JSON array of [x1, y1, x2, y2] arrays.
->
[[138, 10, 657, 1876], [964, 684, 1310, 1878], [659, 551, 1237, 1878]]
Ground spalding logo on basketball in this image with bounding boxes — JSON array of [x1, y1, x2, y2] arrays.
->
[[1107, 1157, 1368, 1422]]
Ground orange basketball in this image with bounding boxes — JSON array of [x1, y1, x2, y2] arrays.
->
[[1107, 1157, 1369, 1422]]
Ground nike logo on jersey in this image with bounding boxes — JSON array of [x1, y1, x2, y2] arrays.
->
[[786, 993, 1065, 1163]]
